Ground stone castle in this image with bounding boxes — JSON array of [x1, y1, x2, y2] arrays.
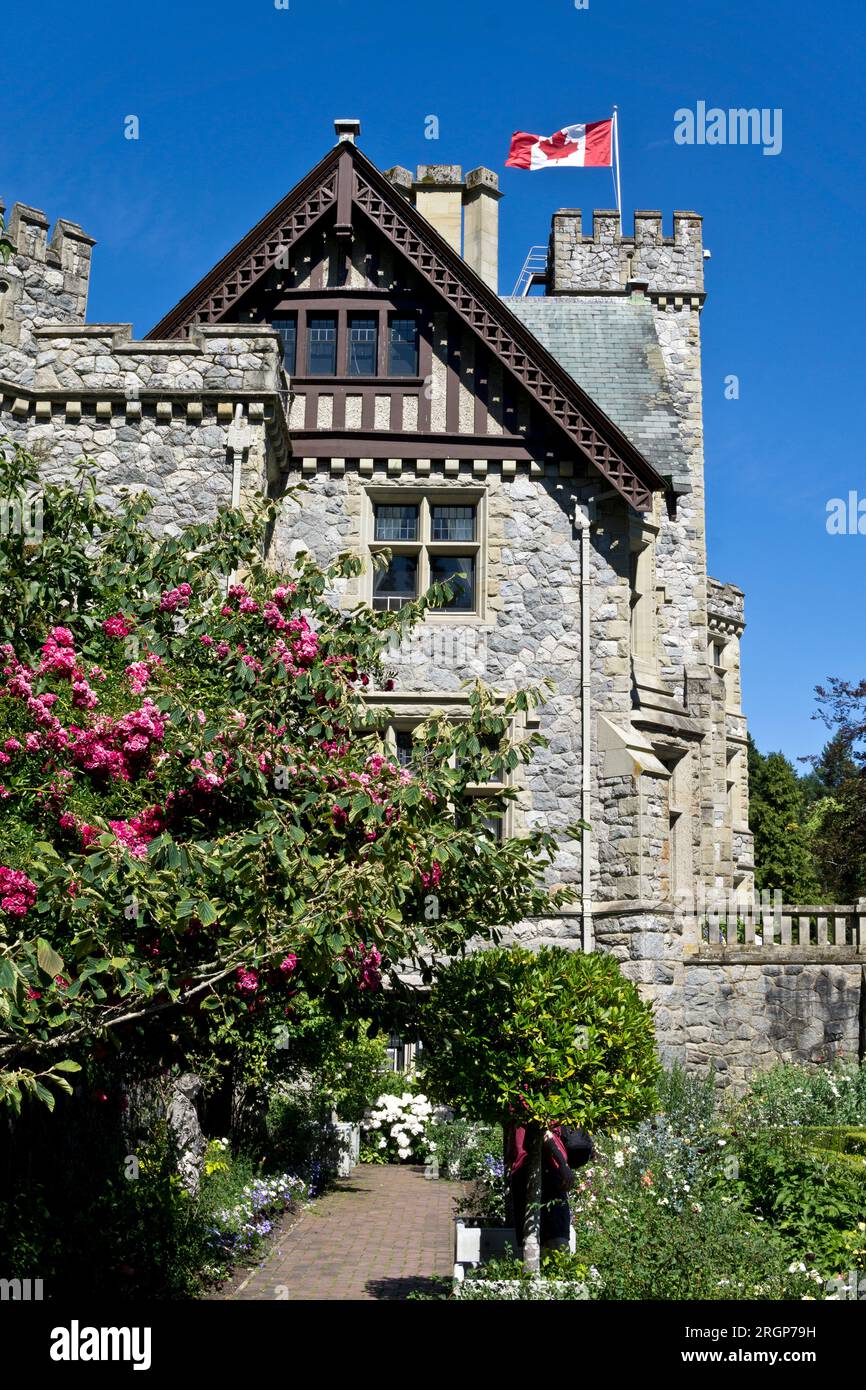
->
[[1, 121, 861, 1087]]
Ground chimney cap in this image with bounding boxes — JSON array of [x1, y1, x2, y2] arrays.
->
[[334, 118, 361, 143], [415, 164, 463, 188], [465, 167, 502, 197], [384, 166, 413, 191]]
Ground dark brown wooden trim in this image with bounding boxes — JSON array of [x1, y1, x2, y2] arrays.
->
[[331, 384, 346, 432], [418, 316, 433, 433], [474, 345, 489, 436], [286, 433, 555, 462], [290, 374, 424, 389], [272, 292, 421, 309], [335, 146, 354, 242], [446, 319, 461, 435]]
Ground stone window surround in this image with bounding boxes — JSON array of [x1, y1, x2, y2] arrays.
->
[[360, 484, 489, 623], [362, 688, 530, 839]]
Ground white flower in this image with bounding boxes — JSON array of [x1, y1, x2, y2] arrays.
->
[[613, 1151, 625, 1168]]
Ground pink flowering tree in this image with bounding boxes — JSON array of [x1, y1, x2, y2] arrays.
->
[[0, 442, 572, 1110]]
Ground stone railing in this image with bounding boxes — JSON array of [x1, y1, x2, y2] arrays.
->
[[689, 900, 866, 964]]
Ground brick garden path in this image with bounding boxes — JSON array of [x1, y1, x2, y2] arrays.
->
[[223, 1164, 463, 1301]]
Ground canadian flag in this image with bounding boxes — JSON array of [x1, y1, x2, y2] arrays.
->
[[506, 120, 613, 170]]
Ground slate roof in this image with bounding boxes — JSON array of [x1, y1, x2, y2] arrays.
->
[[503, 296, 689, 488]]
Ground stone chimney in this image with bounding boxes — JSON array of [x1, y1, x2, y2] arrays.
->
[[413, 165, 464, 253], [463, 167, 501, 292], [384, 164, 501, 292]]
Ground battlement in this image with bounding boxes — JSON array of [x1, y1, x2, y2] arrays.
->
[[0, 200, 96, 359], [548, 208, 704, 298]]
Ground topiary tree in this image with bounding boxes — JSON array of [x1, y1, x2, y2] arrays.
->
[[421, 945, 659, 1271]]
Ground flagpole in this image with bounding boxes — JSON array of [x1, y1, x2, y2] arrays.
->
[[612, 106, 623, 234]]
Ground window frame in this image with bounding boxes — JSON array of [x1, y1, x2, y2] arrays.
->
[[364, 487, 488, 623], [305, 312, 338, 376], [270, 314, 298, 375], [346, 313, 379, 378], [380, 711, 514, 841], [388, 313, 420, 377]]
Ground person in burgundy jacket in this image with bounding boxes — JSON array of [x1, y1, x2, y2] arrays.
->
[[506, 1122, 594, 1251]]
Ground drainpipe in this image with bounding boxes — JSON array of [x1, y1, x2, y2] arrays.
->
[[227, 404, 250, 589], [573, 502, 593, 953]]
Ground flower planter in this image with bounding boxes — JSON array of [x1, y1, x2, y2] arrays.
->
[[454, 1217, 577, 1278], [454, 1218, 518, 1268]]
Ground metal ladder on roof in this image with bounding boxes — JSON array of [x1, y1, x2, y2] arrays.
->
[[510, 245, 548, 297]]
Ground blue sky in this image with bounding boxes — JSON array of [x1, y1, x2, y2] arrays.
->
[[3, 0, 863, 764]]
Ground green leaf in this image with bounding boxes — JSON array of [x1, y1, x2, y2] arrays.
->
[[33, 1082, 55, 1110], [53, 1060, 82, 1073], [36, 939, 65, 979]]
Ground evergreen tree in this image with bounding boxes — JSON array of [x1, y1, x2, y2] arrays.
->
[[808, 680, 866, 901], [800, 732, 859, 810], [748, 738, 821, 902]]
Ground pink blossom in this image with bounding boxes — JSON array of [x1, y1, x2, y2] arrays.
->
[[235, 966, 259, 997], [71, 679, 100, 710], [102, 612, 134, 638], [279, 954, 298, 974], [0, 866, 37, 917], [421, 862, 442, 890], [343, 941, 382, 992]]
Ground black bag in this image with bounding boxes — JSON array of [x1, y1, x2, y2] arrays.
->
[[559, 1126, 594, 1170]]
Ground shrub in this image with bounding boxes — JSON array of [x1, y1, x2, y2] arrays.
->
[[730, 1126, 866, 1277], [422, 947, 659, 1132], [738, 1061, 866, 1129], [571, 1185, 818, 1300], [425, 1116, 503, 1181], [361, 1091, 438, 1161]]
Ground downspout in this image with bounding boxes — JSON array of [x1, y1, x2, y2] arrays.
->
[[574, 502, 593, 953], [227, 404, 249, 590]]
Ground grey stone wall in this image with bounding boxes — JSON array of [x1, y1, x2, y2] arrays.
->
[[684, 962, 863, 1091], [274, 460, 638, 901]]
